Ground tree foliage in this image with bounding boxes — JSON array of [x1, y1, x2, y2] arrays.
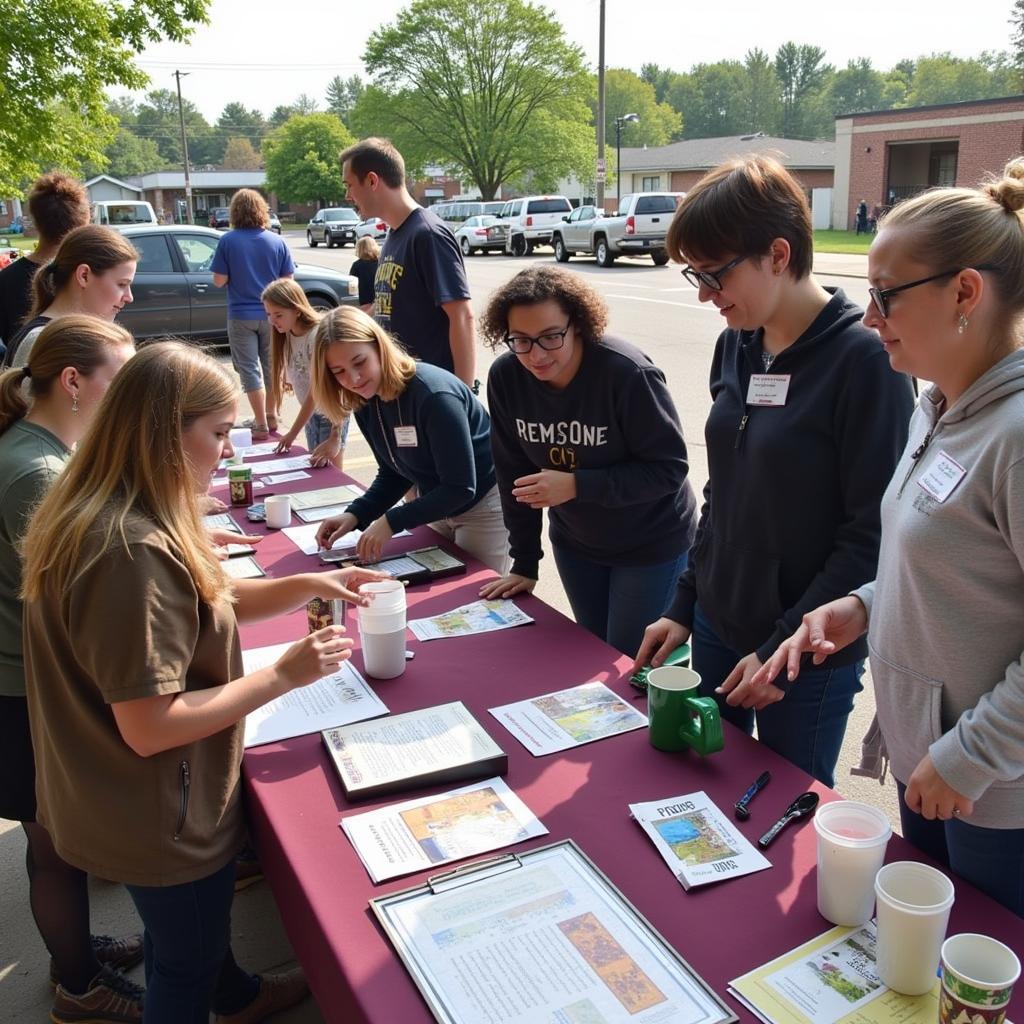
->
[[135, 87, 218, 166], [0, 0, 208, 195], [263, 113, 354, 205], [597, 68, 681, 147], [325, 75, 365, 123], [221, 137, 262, 170], [360, 0, 594, 199], [214, 102, 266, 161]]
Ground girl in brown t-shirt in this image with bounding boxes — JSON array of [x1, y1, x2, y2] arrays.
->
[[21, 341, 388, 1023]]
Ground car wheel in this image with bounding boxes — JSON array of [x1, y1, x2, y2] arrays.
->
[[652, 253, 670, 267], [306, 293, 336, 313], [307, 231, 318, 248], [553, 237, 569, 263], [525, 241, 535, 256], [595, 237, 615, 267], [511, 234, 527, 257], [460, 236, 472, 256], [327, 233, 337, 248]]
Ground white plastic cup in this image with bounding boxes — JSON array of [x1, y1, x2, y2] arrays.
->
[[874, 860, 955, 995], [264, 494, 291, 529], [228, 427, 252, 465], [814, 800, 892, 926], [358, 580, 407, 679]]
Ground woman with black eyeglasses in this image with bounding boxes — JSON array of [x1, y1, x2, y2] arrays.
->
[[633, 156, 915, 787], [478, 265, 698, 657]]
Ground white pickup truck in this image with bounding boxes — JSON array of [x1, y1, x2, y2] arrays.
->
[[551, 192, 683, 267]]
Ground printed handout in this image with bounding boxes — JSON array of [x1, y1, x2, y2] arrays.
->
[[281, 521, 410, 557], [629, 791, 771, 889], [265, 470, 312, 484], [289, 484, 365, 509], [407, 599, 533, 641], [244, 455, 316, 475], [341, 777, 547, 882], [241, 642, 388, 748], [490, 681, 648, 756]]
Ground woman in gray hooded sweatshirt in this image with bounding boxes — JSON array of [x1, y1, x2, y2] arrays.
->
[[739, 159, 1024, 917]]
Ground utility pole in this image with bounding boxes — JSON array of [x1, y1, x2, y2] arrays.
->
[[173, 70, 194, 224], [596, 0, 606, 211]]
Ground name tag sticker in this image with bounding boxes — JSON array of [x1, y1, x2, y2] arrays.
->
[[917, 449, 967, 503], [746, 374, 791, 407], [394, 426, 418, 447]]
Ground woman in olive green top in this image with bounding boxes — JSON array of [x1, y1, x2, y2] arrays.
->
[[20, 341, 389, 1024], [0, 316, 141, 1022]]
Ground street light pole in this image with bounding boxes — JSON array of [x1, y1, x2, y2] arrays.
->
[[173, 70, 193, 224], [614, 113, 639, 208]]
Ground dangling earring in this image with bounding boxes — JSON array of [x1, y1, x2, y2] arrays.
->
[[72, 392, 79, 413], [957, 313, 969, 335]]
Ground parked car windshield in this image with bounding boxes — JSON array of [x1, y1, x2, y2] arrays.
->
[[325, 209, 358, 222], [526, 198, 572, 214]]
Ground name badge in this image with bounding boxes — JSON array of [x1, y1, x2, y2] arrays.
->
[[917, 449, 966, 503], [394, 426, 418, 447], [746, 373, 791, 407]]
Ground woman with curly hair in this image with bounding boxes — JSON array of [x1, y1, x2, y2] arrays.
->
[[479, 265, 698, 657]]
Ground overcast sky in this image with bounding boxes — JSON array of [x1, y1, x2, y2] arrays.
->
[[121, 0, 1018, 121]]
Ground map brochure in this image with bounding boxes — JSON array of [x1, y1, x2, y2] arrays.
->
[[728, 921, 940, 1024], [490, 681, 648, 756], [371, 839, 737, 1024], [289, 484, 365, 510], [629, 791, 771, 890], [322, 700, 508, 801], [341, 776, 547, 883], [407, 598, 533, 641], [241, 642, 389, 748]]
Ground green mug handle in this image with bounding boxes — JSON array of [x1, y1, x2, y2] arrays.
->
[[680, 696, 725, 756]]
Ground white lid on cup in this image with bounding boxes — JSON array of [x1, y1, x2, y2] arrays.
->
[[229, 427, 252, 448], [814, 800, 892, 848]]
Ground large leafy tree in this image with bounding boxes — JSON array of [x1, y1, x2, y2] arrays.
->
[[360, 0, 594, 199], [907, 52, 1017, 106], [214, 102, 267, 161], [829, 58, 886, 117], [136, 87, 217, 166], [774, 43, 832, 138], [263, 113, 355, 205], [0, 0, 208, 196], [325, 75, 365, 123], [740, 49, 782, 135], [598, 68, 681, 148], [221, 137, 262, 170]]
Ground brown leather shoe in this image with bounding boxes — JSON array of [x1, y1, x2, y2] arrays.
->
[[50, 966, 144, 1023], [49, 933, 145, 987], [214, 967, 309, 1023]]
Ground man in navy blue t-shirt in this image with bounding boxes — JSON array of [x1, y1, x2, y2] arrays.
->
[[212, 188, 295, 437], [340, 139, 476, 389]]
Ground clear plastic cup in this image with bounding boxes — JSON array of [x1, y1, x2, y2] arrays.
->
[[814, 800, 892, 926]]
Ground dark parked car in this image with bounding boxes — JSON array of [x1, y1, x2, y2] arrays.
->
[[209, 207, 230, 229], [114, 225, 359, 344], [307, 207, 359, 248]]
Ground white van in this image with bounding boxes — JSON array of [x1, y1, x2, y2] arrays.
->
[[91, 200, 158, 227], [495, 195, 573, 256]]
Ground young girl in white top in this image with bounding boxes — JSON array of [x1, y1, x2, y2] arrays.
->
[[262, 278, 349, 469]]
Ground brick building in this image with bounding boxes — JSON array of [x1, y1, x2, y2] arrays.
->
[[834, 95, 1024, 230]]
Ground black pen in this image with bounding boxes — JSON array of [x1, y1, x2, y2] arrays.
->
[[735, 770, 771, 820]]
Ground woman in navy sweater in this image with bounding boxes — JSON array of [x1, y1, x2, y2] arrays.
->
[[311, 306, 509, 572], [479, 266, 698, 657], [633, 156, 914, 786]]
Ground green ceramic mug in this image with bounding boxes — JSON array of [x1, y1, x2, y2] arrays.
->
[[646, 666, 724, 756]]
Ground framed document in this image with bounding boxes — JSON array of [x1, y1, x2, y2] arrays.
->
[[371, 839, 736, 1024]]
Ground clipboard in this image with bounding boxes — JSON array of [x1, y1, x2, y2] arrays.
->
[[371, 839, 737, 1024]]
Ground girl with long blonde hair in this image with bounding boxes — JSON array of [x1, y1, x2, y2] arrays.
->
[[21, 341, 387, 1022], [311, 306, 509, 571], [262, 277, 349, 469], [0, 316, 141, 1022]]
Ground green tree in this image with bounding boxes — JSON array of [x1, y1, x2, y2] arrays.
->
[[325, 75, 365, 122], [87, 128, 166, 178], [908, 52, 1015, 105], [0, 0, 209, 196], [829, 58, 885, 116], [740, 49, 782, 135], [214, 102, 266, 160], [361, 0, 595, 199], [135, 87, 217, 166], [598, 68, 681, 147], [639, 63, 677, 105], [270, 104, 297, 127], [294, 93, 321, 115], [1012, 0, 1024, 81], [263, 113, 355, 205], [222, 137, 262, 169], [774, 43, 832, 137], [677, 62, 748, 138]]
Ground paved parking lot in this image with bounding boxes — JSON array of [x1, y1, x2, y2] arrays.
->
[[0, 238, 895, 1023]]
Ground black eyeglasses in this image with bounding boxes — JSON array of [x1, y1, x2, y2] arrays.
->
[[680, 255, 747, 291], [504, 321, 572, 354], [868, 266, 998, 319]]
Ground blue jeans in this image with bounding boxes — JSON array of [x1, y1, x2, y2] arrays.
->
[[125, 858, 259, 1024], [896, 781, 1024, 917], [304, 410, 350, 451], [552, 546, 688, 658], [691, 604, 863, 787]]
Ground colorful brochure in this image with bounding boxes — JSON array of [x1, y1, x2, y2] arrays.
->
[[407, 598, 533, 641]]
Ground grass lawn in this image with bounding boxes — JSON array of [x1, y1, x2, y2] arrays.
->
[[0, 235, 37, 253], [813, 230, 873, 255]]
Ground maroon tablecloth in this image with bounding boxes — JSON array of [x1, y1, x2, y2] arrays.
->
[[228, 464, 1024, 1024]]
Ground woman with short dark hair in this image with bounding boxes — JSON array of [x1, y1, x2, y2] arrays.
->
[[634, 155, 915, 787]]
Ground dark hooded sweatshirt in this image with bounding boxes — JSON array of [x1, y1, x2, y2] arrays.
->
[[664, 288, 915, 665]]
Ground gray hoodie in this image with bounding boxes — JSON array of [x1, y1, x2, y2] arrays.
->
[[854, 348, 1024, 829]]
